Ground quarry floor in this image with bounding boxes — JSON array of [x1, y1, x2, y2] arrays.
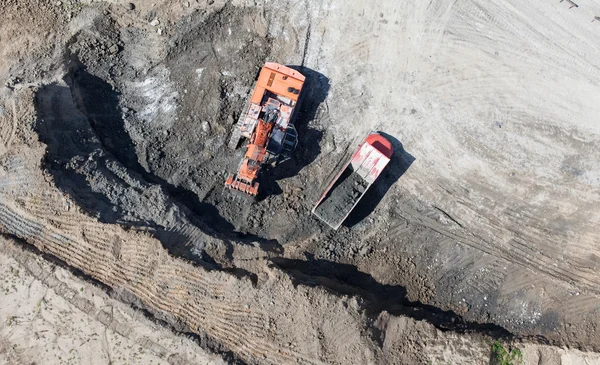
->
[[1, 0, 600, 364]]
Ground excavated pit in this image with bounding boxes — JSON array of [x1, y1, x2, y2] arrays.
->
[[25, 1, 598, 357], [30, 4, 525, 346], [31, 2, 515, 346], [38, 5, 332, 249], [34, 6, 291, 273]]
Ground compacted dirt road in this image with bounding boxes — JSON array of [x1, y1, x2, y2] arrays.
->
[[1, 0, 600, 363]]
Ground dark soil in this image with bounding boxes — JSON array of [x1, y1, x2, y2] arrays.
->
[[313, 167, 369, 228]]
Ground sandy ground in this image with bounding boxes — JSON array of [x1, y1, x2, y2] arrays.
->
[[283, 0, 600, 345], [1, 0, 600, 363], [0, 237, 225, 365], [3, 233, 600, 365]]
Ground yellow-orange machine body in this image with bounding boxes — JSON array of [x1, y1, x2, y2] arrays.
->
[[225, 63, 306, 197]]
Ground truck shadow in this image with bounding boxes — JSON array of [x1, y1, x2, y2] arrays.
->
[[271, 257, 515, 342], [344, 132, 415, 227], [259, 66, 330, 198]]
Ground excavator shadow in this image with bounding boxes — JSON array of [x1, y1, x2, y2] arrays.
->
[[258, 66, 330, 199], [34, 61, 282, 278], [344, 133, 415, 228]]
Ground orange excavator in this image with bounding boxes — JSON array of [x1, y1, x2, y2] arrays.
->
[[225, 63, 306, 197]]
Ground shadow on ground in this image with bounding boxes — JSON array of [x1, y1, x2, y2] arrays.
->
[[271, 256, 514, 340], [344, 132, 415, 227], [34, 60, 281, 275]]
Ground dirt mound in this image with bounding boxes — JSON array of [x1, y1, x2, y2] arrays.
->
[[34, 6, 288, 272], [34, 3, 333, 265]]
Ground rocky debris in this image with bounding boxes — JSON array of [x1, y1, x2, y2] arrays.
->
[[201, 120, 211, 133], [5, 76, 22, 90], [108, 43, 119, 54]]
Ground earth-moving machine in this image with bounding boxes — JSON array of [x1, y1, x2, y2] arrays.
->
[[312, 132, 393, 229], [225, 62, 306, 197]]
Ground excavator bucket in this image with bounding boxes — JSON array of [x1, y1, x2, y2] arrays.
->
[[225, 173, 259, 196]]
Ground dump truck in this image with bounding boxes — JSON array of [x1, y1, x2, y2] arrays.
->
[[312, 132, 393, 229], [225, 62, 305, 197]]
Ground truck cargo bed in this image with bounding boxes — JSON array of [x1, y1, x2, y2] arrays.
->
[[312, 132, 394, 230], [312, 166, 369, 229]]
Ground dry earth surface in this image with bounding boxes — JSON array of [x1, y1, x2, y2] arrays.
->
[[0, 237, 226, 365], [1, 0, 600, 364]]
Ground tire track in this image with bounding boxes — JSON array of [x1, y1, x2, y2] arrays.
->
[[391, 202, 600, 295], [0, 100, 17, 156]]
